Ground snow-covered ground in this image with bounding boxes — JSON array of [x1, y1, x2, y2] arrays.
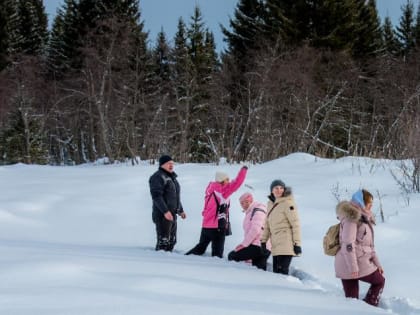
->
[[1, 153, 419, 314]]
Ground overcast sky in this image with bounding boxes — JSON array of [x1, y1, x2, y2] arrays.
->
[[44, 0, 420, 52]]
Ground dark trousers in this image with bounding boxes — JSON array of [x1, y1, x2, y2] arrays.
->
[[227, 245, 270, 270], [154, 215, 177, 251], [272, 255, 293, 275], [341, 269, 385, 306], [185, 228, 225, 258]]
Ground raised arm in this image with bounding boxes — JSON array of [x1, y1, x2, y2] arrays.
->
[[222, 166, 248, 198]]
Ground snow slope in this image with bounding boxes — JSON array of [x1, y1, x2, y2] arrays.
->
[[0, 154, 419, 314]]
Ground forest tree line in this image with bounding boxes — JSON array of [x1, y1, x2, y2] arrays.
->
[[0, 0, 419, 166]]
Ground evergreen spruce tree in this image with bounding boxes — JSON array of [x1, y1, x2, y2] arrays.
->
[[187, 6, 218, 161], [309, 0, 357, 52], [172, 18, 191, 97], [76, 0, 142, 31], [171, 17, 194, 162], [396, 0, 416, 57], [46, 0, 80, 75], [150, 29, 172, 126], [204, 31, 219, 74], [6, 0, 48, 56], [221, 0, 265, 61], [26, 0, 48, 55], [382, 16, 399, 55], [351, 0, 382, 58], [153, 29, 171, 85], [0, 0, 12, 70], [46, 0, 148, 162], [0, 106, 47, 165], [98, 0, 141, 22], [76, 0, 143, 42], [264, 0, 311, 46], [414, 1, 420, 48], [86, 0, 147, 74], [188, 6, 217, 89], [4, 0, 22, 57], [83, 0, 147, 162], [188, 6, 205, 69], [47, 0, 145, 77], [0, 0, 49, 164], [220, 0, 267, 118], [223, 0, 384, 59]]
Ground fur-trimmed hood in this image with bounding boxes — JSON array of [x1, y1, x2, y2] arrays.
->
[[336, 201, 361, 222]]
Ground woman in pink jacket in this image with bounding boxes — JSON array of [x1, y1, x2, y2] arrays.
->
[[227, 192, 270, 270], [186, 166, 248, 258], [335, 189, 385, 307]]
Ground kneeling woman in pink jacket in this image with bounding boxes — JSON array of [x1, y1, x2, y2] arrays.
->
[[335, 189, 385, 307], [186, 166, 248, 258], [228, 192, 271, 270]]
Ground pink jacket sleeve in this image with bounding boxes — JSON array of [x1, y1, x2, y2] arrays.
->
[[221, 167, 247, 199]]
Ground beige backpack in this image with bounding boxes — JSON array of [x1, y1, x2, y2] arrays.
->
[[323, 223, 340, 256]]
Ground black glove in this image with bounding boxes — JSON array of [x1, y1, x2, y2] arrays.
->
[[261, 242, 267, 252], [261, 242, 271, 258], [294, 245, 302, 255]]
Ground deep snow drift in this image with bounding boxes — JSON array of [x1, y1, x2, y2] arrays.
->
[[0, 153, 419, 314]]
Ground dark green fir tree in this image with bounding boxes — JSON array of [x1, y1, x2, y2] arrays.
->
[[309, 0, 357, 52], [414, 1, 420, 48], [0, 106, 47, 165], [222, 0, 265, 61], [351, 0, 383, 58], [6, 0, 48, 56], [395, 0, 416, 56], [264, 0, 310, 46], [0, 0, 12, 70], [382, 16, 399, 55]]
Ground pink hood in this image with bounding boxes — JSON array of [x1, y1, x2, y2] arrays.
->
[[201, 167, 247, 228]]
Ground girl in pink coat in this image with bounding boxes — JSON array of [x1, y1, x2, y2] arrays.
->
[[334, 189, 385, 306], [186, 166, 248, 258]]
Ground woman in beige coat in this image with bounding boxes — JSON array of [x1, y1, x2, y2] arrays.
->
[[261, 179, 302, 275]]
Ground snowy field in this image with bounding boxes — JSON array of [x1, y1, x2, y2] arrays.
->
[[0, 153, 419, 315]]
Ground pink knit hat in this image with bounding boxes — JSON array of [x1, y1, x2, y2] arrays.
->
[[239, 192, 253, 203]]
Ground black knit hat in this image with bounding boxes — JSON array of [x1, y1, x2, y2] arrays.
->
[[159, 155, 173, 166], [270, 179, 285, 192]]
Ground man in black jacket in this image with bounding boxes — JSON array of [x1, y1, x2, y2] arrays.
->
[[149, 155, 186, 251]]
